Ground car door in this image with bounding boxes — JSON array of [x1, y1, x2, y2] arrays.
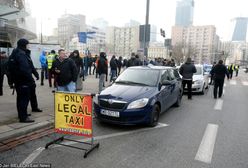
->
[[167, 69, 178, 105], [159, 70, 172, 112]]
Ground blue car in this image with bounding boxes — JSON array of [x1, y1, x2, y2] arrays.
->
[[94, 66, 182, 126]]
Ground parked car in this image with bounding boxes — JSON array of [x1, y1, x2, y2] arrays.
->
[[192, 64, 209, 94], [94, 66, 183, 126]]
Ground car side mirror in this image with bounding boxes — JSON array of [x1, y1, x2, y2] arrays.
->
[[162, 80, 171, 86]]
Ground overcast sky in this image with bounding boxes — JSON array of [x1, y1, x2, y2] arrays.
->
[[28, 0, 248, 41]]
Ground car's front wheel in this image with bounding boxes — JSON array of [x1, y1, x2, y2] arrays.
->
[[149, 104, 160, 127]]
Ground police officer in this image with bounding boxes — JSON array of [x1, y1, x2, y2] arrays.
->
[[11, 39, 42, 123], [47, 50, 56, 87]]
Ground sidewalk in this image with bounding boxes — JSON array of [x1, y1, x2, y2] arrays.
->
[[0, 74, 108, 143]]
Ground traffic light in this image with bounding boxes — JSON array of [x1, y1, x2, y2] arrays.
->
[[160, 28, 165, 38]]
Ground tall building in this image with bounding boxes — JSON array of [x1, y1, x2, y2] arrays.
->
[[171, 25, 219, 64], [0, 0, 36, 48], [231, 17, 248, 42], [175, 0, 194, 27], [91, 18, 109, 31], [106, 26, 140, 57], [58, 14, 86, 49]]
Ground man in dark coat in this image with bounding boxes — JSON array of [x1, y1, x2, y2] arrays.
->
[[10, 38, 42, 123], [211, 60, 229, 99], [179, 57, 197, 99], [97, 52, 108, 92], [52, 49, 78, 92]]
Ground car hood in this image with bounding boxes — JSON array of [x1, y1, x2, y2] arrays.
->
[[99, 83, 157, 102], [193, 75, 204, 81]]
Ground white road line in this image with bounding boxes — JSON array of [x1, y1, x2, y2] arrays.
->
[[195, 124, 219, 164], [229, 80, 237, 85], [223, 89, 225, 96], [21, 123, 169, 163], [214, 99, 223, 110], [242, 81, 248, 86], [224, 83, 226, 87], [21, 147, 45, 165]]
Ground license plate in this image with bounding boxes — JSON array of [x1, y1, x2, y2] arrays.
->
[[100, 109, 120, 117]]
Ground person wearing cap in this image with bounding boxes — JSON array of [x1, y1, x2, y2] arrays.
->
[[10, 38, 42, 123]]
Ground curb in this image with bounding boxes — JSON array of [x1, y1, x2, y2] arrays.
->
[[0, 121, 53, 142]]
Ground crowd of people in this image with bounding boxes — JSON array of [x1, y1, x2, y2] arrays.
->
[[0, 38, 242, 123]]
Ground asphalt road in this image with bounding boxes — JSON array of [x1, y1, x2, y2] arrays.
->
[[1, 71, 248, 168]]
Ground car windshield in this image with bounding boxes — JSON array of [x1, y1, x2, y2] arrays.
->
[[204, 65, 212, 73], [115, 68, 160, 87], [195, 66, 202, 75]]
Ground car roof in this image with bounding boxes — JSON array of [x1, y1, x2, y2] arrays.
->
[[128, 65, 173, 70]]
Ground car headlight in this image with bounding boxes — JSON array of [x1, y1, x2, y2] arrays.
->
[[93, 94, 99, 105], [127, 98, 149, 109]]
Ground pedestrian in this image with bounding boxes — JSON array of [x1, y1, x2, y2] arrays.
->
[[110, 55, 117, 82], [0, 51, 14, 95], [69, 50, 83, 91], [92, 55, 98, 76], [39, 51, 47, 86], [9, 38, 42, 123], [228, 63, 235, 79], [179, 57, 197, 100], [211, 60, 229, 99], [46, 50, 57, 88], [88, 54, 93, 75], [209, 61, 216, 85], [235, 65, 239, 77], [51, 49, 78, 92], [117, 56, 123, 76], [97, 52, 108, 92], [127, 52, 139, 67]]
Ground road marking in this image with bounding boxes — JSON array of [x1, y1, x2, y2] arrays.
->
[[214, 99, 223, 110], [229, 80, 237, 85], [195, 124, 218, 164], [21, 123, 169, 163], [223, 89, 225, 96], [224, 83, 226, 87], [242, 81, 248, 86], [21, 147, 45, 165]]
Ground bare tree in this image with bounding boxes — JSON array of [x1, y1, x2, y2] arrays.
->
[[171, 43, 196, 65]]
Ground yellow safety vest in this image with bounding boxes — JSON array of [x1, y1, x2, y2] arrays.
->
[[47, 54, 55, 69]]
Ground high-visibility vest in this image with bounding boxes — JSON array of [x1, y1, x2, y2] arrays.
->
[[228, 65, 235, 71], [47, 54, 55, 69]]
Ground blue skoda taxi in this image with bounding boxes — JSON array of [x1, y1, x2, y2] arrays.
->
[[94, 66, 182, 126]]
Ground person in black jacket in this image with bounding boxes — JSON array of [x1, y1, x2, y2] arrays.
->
[[69, 50, 83, 90], [52, 49, 78, 92], [110, 55, 117, 82], [211, 60, 229, 99], [179, 57, 197, 100], [10, 38, 42, 123], [97, 52, 108, 92]]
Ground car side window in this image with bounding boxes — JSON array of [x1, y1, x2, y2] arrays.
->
[[160, 70, 170, 83], [173, 69, 180, 79], [168, 69, 175, 80]]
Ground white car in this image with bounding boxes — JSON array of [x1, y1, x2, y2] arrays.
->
[[192, 64, 209, 94], [177, 64, 209, 94]]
